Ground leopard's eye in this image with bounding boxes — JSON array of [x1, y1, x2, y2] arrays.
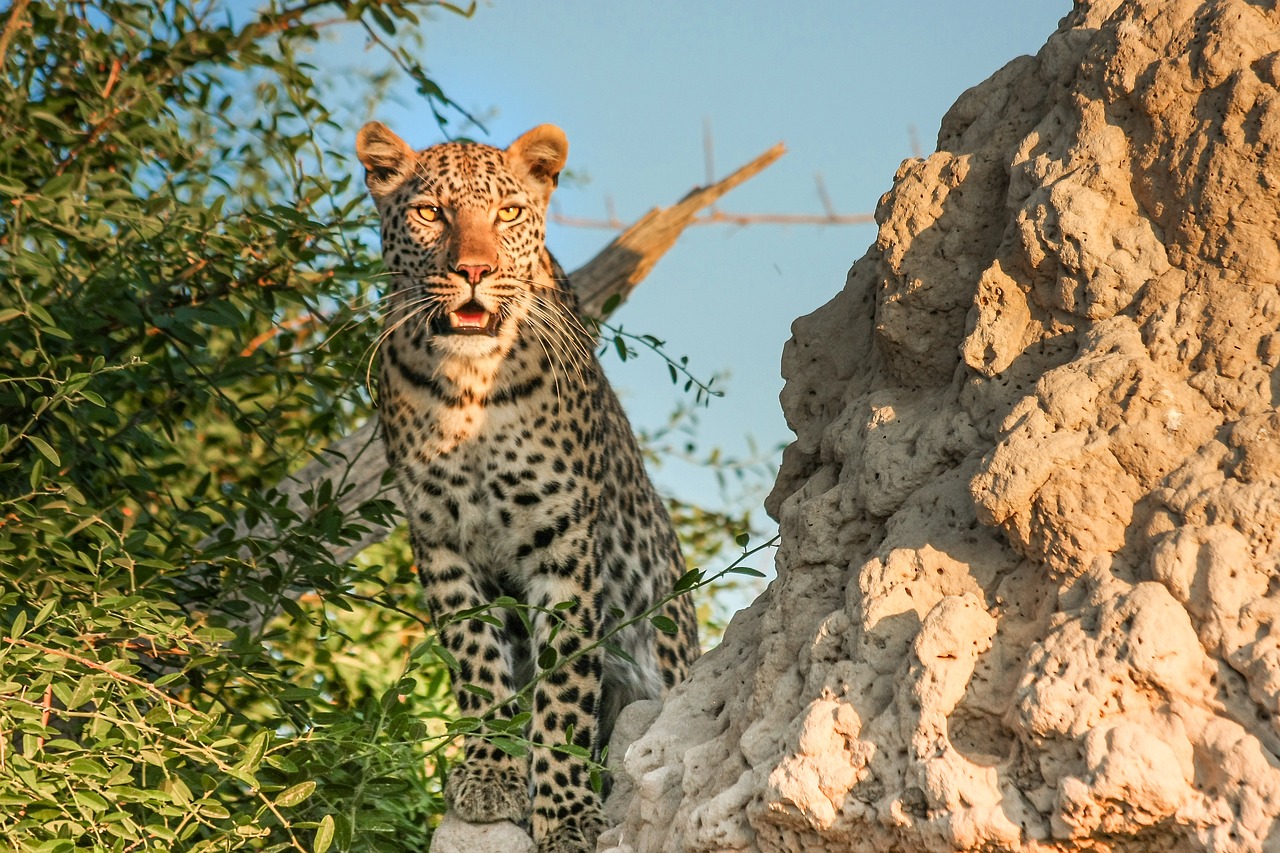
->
[[410, 205, 441, 224], [497, 205, 522, 223]]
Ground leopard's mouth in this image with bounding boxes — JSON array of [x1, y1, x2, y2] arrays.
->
[[433, 301, 501, 337]]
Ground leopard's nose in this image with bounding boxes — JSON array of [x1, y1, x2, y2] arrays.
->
[[453, 263, 492, 285]]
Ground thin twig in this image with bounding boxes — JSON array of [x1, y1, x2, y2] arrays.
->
[[38, 684, 52, 750], [240, 313, 319, 357], [551, 209, 873, 229], [4, 637, 202, 715], [0, 0, 31, 68], [101, 58, 121, 99]]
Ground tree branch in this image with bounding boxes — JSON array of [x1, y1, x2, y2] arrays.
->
[[573, 142, 786, 316], [0, 0, 30, 69], [193, 143, 788, 635]]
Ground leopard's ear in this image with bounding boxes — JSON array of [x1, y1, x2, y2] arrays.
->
[[506, 125, 568, 204], [357, 121, 416, 197]]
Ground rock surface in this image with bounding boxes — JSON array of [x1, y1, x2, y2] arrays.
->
[[431, 813, 535, 853], [603, 0, 1280, 851]]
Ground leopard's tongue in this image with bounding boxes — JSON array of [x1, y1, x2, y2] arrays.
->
[[450, 303, 488, 330]]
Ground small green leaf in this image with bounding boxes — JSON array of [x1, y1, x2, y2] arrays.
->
[[314, 814, 335, 853], [238, 730, 270, 773], [600, 641, 636, 665], [650, 615, 679, 635], [460, 683, 493, 701], [728, 566, 766, 578], [489, 737, 528, 757], [673, 568, 703, 593], [32, 600, 56, 627], [27, 435, 59, 466], [735, 532, 751, 547], [274, 780, 315, 808]]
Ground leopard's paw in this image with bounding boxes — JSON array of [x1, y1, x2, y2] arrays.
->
[[535, 806, 608, 853], [446, 762, 530, 824]]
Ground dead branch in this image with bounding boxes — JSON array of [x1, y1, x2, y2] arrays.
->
[[551, 209, 873, 230], [552, 144, 871, 233], [572, 142, 786, 315], [191, 143, 790, 636], [0, 0, 30, 69]]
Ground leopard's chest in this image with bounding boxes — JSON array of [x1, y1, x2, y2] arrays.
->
[[385, 389, 595, 575]]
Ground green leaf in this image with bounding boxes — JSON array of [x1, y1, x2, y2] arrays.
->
[[27, 436, 60, 466], [314, 814, 335, 853], [40, 172, 77, 197], [600, 641, 636, 666], [488, 736, 527, 757], [673, 568, 703, 592], [460, 683, 493, 701], [275, 780, 316, 808], [32, 600, 57, 627], [650, 615, 679, 635], [238, 730, 270, 774], [728, 566, 766, 578]]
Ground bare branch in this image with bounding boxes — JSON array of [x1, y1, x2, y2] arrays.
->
[[552, 144, 872, 233], [552, 209, 873, 230], [0, 0, 31, 69], [572, 142, 786, 316]]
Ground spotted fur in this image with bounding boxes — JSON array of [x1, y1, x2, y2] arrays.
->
[[356, 122, 699, 853]]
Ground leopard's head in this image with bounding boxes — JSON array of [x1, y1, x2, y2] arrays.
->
[[356, 122, 569, 363]]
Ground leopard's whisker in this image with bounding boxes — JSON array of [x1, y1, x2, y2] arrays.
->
[[520, 300, 591, 394], [361, 291, 447, 392]]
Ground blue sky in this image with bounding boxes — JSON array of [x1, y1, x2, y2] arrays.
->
[[258, 1, 1069, 576]]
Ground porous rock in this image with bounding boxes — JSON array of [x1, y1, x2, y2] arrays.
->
[[430, 813, 535, 853], [603, 0, 1280, 850]]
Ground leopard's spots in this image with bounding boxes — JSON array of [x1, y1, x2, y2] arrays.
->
[[357, 122, 699, 853]]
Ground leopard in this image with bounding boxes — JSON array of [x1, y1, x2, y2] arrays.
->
[[355, 121, 699, 853]]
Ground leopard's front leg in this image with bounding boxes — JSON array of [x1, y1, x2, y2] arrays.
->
[[526, 572, 608, 853], [415, 542, 531, 824]]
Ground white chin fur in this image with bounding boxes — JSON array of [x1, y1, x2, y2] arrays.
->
[[434, 333, 506, 359]]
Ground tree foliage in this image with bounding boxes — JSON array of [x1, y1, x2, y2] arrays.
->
[[0, 2, 765, 850]]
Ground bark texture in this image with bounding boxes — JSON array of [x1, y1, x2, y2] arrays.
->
[[602, 1, 1280, 850]]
